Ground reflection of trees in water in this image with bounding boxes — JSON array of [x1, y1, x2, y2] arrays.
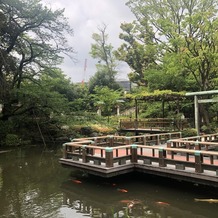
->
[[63, 193, 210, 218], [62, 191, 174, 218], [61, 182, 165, 218], [0, 148, 69, 218], [0, 148, 217, 218], [61, 180, 213, 218]]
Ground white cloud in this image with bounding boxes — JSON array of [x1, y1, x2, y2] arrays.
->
[[42, 0, 135, 83]]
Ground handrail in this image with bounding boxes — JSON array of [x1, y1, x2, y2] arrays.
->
[[63, 141, 218, 171]]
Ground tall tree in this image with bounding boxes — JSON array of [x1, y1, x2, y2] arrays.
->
[[0, 0, 74, 120], [89, 24, 120, 92], [116, 22, 158, 86], [122, 0, 218, 91]]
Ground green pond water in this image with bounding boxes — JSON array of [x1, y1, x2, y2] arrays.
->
[[0, 147, 218, 218]]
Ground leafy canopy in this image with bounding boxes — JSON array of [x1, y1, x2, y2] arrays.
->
[[0, 0, 74, 120], [118, 0, 218, 91]]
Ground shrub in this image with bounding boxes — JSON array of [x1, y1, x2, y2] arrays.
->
[[5, 134, 21, 146], [181, 128, 197, 137]]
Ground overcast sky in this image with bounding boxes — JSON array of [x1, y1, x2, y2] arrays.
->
[[42, 0, 135, 83]]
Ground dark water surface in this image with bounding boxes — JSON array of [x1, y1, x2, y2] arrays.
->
[[0, 147, 218, 218]]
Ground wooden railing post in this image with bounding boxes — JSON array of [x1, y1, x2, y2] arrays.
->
[[143, 136, 147, 145], [105, 147, 114, 167], [131, 144, 138, 163], [63, 143, 67, 158], [167, 140, 171, 155], [195, 151, 203, 173], [125, 136, 131, 145], [82, 145, 88, 163], [168, 133, 171, 141], [89, 141, 95, 155], [195, 141, 200, 150], [156, 135, 160, 145], [159, 147, 166, 167], [108, 135, 114, 147]]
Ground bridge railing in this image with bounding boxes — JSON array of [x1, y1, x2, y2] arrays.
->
[[119, 118, 188, 131], [62, 141, 218, 174], [168, 133, 218, 150], [69, 132, 181, 149]]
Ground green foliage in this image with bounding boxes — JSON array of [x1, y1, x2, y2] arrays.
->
[[201, 124, 216, 134], [126, 89, 185, 101], [122, 0, 218, 92], [0, 167, 2, 192], [92, 86, 122, 116], [89, 68, 121, 93], [5, 134, 21, 146], [89, 24, 120, 92], [0, 120, 14, 145], [0, 0, 74, 121], [116, 22, 157, 86], [182, 129, 197, 137]]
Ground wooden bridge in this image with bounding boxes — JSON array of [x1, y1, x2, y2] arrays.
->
[[59, 132, 218, 187], [119, 118, 189, 134]]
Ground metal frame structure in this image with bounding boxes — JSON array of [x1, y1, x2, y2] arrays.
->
[[186, 90, 218, 135]]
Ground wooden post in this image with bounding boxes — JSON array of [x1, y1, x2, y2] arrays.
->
[[210, 155, 214, 164], [63, 143, 67, 158], [168, 133, 172, 140], [195, 151, 203, 173], [105, 147, 113, 167], [131, 144, 138, 163], [195, 141, 200, 150], [166, 140, 171, 155], [108, 135, 114, 147], [143, 135, 147, 145], [89, 141, 95, 155], [156, 135, 160, 145], [82, 145, 88, 163], [159, 147, 166, 167], [125, 136, 131, 145]]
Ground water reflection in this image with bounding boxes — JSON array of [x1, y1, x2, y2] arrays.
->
[[0, 148, 217, 218], [61, 174, 218, 218]]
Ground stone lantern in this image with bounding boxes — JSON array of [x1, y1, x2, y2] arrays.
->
[[115, 99, 125, 116], [96, 101, 105, 116]]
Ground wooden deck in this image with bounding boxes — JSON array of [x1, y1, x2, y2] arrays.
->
[[59, 132, 218, 187]]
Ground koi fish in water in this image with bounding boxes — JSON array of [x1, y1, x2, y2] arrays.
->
[[194, 198, 218, 203], [117, 188, 128, 193], [120, 199, 142, 204], [155, 201, 170, 206], [120, 200, 133, 204], [120, 199, 142, 208], [72, 179, 82, 184]]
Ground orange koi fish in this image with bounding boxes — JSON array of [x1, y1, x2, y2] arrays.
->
[[156, 201, 170, 206], [72, 179, 82, 184], [120, 199, 142, 204], [120, 199, 142, 209], [117, 188, 128, 193], [120, 200, 133, 204]]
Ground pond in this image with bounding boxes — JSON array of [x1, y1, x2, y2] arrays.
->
[[0, 147, 218, 218]]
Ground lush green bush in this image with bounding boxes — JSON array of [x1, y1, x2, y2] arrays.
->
[[181, 128, 197, 137], [5, 134, 21, 146]]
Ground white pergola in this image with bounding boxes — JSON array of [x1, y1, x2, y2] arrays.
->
[[186, 90, 218, 135]]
